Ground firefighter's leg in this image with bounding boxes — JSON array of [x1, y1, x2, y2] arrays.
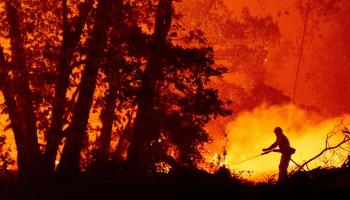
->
[[278, 154, 291, 182]]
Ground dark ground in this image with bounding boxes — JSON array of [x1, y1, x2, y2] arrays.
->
[[0, 166, 350, 200]]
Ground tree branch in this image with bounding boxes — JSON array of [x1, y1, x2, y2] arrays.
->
[[298, 134, 350, 172]]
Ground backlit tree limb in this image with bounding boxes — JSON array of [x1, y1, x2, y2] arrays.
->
[[297, 122, 350, 172]]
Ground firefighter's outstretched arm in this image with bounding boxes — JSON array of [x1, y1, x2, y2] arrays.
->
[[262, 141, 277, 152]]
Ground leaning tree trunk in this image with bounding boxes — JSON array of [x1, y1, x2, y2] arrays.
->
[[94, 72, 120, 165], [0, 46, 25, 176], [57, 0, 120, 178], [126, 0, 173, 173], [5, 0, 41, 180], [43, 0, 93, 176]]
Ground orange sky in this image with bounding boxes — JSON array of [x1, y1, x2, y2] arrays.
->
[[223, 0, 350, 116]]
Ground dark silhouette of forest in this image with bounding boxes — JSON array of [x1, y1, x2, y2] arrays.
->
[[0, 0, 349, 199], [0, 0, 231, 179]]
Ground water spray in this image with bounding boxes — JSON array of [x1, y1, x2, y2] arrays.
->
[[233, 150, 275, 165], [234, 153, 265, 165], [234, 150, 302, 169]]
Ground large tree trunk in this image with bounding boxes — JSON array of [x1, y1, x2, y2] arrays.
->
[[43, 0, 93, 176], [57, 0, 119, 177], [126, 0, 173, 173], [0, 46, 25, 176], [5, 0, 41, 180]]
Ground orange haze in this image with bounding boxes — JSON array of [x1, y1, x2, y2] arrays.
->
[[192, 0, 350, 182], [221, 104, 349, 182]]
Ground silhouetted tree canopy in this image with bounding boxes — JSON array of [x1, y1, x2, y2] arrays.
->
[[0, 0, 233, 180]]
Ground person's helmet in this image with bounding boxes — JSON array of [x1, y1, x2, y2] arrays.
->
[[274, 127, 283, 134]]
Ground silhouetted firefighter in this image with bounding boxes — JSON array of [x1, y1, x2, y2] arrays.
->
[[262, 127, 296, 182]]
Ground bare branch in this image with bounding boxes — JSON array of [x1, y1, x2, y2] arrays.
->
[[297, 121, 350, 172]]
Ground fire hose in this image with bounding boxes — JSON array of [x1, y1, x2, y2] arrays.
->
[[235, 149, 303, 169]]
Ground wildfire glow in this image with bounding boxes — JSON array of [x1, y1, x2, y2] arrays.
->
[[207, 103, 350, 182], [0, 0, 349, 186]]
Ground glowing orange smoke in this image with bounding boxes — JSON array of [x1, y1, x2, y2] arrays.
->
[[205, 103, 349, 182]]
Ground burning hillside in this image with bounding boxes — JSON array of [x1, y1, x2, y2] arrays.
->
[[204, 103, 350, 182]]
